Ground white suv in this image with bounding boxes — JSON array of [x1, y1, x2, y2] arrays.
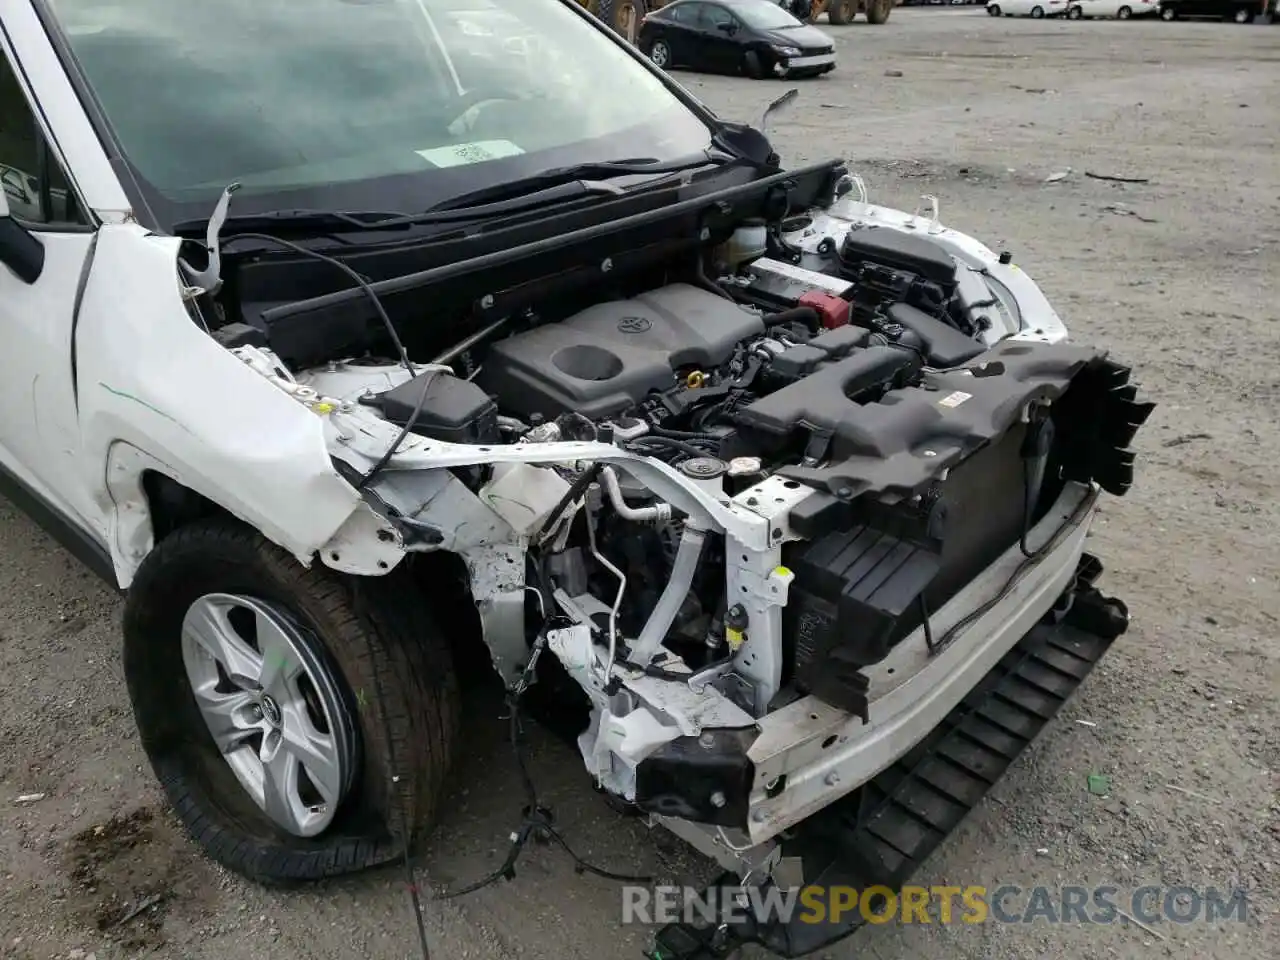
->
[[0, 1, 1151, 953]]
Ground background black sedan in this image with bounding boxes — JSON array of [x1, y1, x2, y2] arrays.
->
[[1156, 0, 1266, 20], [638, 0, 837, 79]]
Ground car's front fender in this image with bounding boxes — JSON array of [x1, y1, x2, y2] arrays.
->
[[74, 224, 366, 587]]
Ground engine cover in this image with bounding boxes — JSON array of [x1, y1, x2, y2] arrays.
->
[[476, 284, 765, 420]]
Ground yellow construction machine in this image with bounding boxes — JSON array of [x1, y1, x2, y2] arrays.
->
[[805, 0, 899, 24], [579, 1, 649, 43]]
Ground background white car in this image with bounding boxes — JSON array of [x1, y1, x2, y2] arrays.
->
[[1066, 0, 1160, 16], [987, 0, 1071, 15]]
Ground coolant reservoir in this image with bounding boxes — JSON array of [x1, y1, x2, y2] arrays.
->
[[725, 219, 767, 270]]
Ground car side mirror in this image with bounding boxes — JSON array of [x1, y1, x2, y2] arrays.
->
[[717, 21, 737, 32], [0, 189, 46, 284]]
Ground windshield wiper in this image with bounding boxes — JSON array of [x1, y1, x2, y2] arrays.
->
[[173, 208, 413, 238], [425, 152, 731, 211], [180, 154, 733, 293], [171, 187, 618, 246], [172, 156, 721, 240]]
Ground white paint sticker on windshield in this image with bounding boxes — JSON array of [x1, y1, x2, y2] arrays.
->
[[417, 141, 525, 168]]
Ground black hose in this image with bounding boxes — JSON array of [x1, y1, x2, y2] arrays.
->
[[534, 463, 601, 544], [763, 305, 820, 331], [625, 435, 708, 460], [648, 426, 723, 443], [695, 254, 736, 302]]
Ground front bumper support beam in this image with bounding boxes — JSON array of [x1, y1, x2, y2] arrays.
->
[[649, 553, 1127, 959]]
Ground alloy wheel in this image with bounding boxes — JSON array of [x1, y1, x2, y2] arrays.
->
[[180, 593, 358, 838]]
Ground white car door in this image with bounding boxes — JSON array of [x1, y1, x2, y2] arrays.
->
[[0, 43, 101, 539], [1079, 0, 1121, 14], [1003, 0, 1034, 13]]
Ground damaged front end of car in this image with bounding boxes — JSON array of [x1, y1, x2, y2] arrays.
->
[[188, 157, 1151, 954]]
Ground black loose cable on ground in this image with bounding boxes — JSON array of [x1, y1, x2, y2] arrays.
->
[[434, 626, 653, 901]]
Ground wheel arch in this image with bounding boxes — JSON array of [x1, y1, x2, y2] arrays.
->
[[112, 447, 502, 687], [104, 443, 407, 588], [141, 470, 228, 543]]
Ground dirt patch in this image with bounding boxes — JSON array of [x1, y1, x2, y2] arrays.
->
[[64, 806, 214, 952]]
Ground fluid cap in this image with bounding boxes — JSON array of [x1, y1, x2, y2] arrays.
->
[[727, 456, 763, 478], [678, 457, 728, 481]]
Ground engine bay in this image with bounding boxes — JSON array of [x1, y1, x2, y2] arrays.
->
[[203, 168, 1153, 828]]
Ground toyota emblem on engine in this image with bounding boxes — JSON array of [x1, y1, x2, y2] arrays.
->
[[617, 315, 651, 333]]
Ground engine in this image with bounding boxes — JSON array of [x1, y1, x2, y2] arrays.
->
[[441, 239, 1033, 704], [285, 222, 1145, 732], [469, 228, 993, 471]]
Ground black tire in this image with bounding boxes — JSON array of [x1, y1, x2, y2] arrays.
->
[[988, 4, 1002, 14], [123, 519, 460, 884], [1031, 5, 1045, 16], [596, 0, 650, 44], [1067, 4, 1082, 16], [743, 49, 765, 79], [1160, 5, 1176, 18], [1230, 6, 1251, 21], [828, 0, 857, 24], [866, 0, 894, 23], [1117, 5, 1132, 16]]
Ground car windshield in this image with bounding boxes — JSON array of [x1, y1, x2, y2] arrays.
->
[[44, 0, 716, 227], [733, 2, 803, 29]]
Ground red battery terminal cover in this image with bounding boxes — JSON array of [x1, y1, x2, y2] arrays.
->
[[797, 290, 852, 329]]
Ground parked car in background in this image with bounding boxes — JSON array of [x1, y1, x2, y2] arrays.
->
[[639, 0, 836, 78], [1157, 0, 1263, 19], [1066, 0, 1158, 15], [1066, 0, 1160, 16], [987, 0, 1071, 15]]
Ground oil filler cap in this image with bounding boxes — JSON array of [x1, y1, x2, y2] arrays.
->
[[678, 457, 727, 481]]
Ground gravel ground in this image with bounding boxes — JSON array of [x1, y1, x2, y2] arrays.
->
[[2, 9, 1277, 960]]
